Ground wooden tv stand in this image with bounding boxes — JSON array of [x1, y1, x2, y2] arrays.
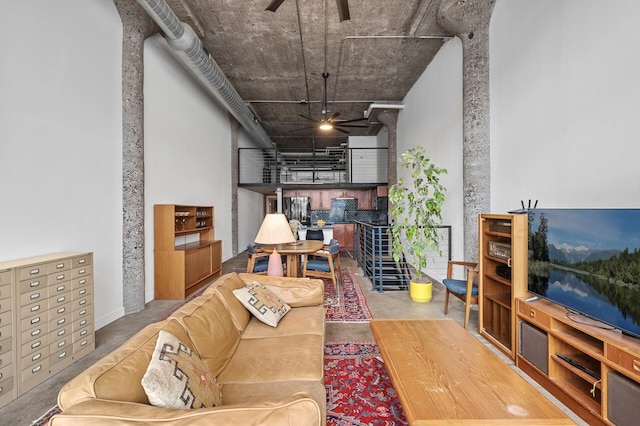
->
[[517, 297, 640, 425]]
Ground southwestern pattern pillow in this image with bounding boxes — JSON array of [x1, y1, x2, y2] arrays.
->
[[232, 281, 291, 327], [141, 330, 222, 409]]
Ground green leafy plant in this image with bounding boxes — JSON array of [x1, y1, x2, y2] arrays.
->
[[388, 145, 447, 281]]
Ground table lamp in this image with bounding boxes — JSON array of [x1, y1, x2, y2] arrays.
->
[[254, 213, 296, 276]]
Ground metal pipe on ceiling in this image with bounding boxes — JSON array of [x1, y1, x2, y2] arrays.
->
[[136, 0, 274, 150]]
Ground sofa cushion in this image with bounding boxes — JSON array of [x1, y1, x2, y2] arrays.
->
[[141, 330, 223, 409], [208, 272, 251, 333], [175, 293, 241, 377], [233, 281, 291, 327], [242, 306, 325, 340], [239, 273, 324, 307]]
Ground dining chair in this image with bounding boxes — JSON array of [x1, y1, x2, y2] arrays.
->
[[302, 240, 342, 291], [442, 260, 479, 329], [246, 244, 270, 274]]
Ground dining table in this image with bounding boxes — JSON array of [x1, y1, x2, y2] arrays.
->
[[260, 240, 324, 278]]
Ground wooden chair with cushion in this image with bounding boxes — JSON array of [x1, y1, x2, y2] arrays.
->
[[302, 240, 342, 291], [442, 260, 479, 329], [246, 244, 270, 274]]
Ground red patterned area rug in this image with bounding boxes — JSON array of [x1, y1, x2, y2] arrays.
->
[[325, 267, 373, 323], [325, 341, 407, 425]]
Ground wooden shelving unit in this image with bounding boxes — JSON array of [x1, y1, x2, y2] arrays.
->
[[478, 213, 528, 359], [517, 297, 640, 425], [154, 205, 222, 300]]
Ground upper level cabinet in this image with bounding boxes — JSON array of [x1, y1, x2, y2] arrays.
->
[[478, 213, 528, 359], [154, 205, 222, 299]]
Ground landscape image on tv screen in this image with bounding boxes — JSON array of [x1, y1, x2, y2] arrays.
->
[[528, 209, 640, 338]]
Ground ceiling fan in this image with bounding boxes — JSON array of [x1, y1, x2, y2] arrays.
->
[[266, 0, 351, 21], [296, 72, 369, 134]]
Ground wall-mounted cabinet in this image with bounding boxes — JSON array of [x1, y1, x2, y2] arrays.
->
[[478, 213, 528, 359], [154, 205, 222, 300]]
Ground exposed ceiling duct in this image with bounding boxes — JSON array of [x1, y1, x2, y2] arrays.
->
[[136, 0, 274, 150]]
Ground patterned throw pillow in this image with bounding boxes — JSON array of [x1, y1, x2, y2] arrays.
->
[[141, 330, 222, 409], [232, 281, 291, 327]]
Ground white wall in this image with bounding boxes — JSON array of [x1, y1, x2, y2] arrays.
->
[[0, 1, 124, 329], [490, 0, 640, 212], [398, 37, 465, 269], [143, 36, 236, 302]]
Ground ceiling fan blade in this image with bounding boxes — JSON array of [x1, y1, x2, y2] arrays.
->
[[334, 126, 350, 134], [336, 124, 369, 128], [288, 126, 318, 133], [336, 0, 350, 21], [298, 114, 320, 123], [328, 112, 341, 122], [265, 0, 286, 12], [335, 117, 367, 124]]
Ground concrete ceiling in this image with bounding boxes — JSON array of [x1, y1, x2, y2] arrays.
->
[[165, 0, 455, 150]]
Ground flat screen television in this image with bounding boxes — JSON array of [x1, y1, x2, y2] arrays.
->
[[527, 208, 640, 338]]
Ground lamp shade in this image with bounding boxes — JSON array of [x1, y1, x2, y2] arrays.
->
[[254, 214, 296, 245]]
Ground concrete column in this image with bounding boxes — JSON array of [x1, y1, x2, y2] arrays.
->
[[229, 115, 239, 257], [437, 0, 495, 262], [114, 1, 156, 314], [376, 109, 399, 187]]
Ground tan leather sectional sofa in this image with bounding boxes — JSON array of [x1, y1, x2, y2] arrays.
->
[[51, 272, 326, 425]]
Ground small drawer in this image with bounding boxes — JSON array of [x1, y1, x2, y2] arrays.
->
[[72, 304, 93, 322], [50, 346, 72, 367], [73, 334, 94, 353], [20, 300, 48, 318], [0, 270, 11, 286], [0, 311, 12, 328], [49, 312, 72, 331], [21, 334, 49, 357], [0, 375, 14, 397], [0, 363, 14, 383], [49, 335, 72, 354], [0, 323, 11, 340], [517, 299, 550, 329], [608, 346, 640, 380], [21, 323, 48, 342], [50, 281, 70, 295], [48, 292, 71, 309], [46, 259, 71, 274], [73, 324, 94, 343], [19, 277, 46, 294], [0, 349, 12, 369], [21, 346, 50, 367], [0, 336, 12, 356], [72, 285, 92, 300], [72, 313, 93, 332], [21, 311, 49, 330], [18, 264, 47, 281], [73, 296, 91, 310], [0, 282, 10, 300], [0, 299, 11, 314], [51, 323, 72, 341], [20, 356, 49, 382], [47, 271, 70, 286], [50, 301, 72, 322], [71, 265, 93, 279], [72, 254, 92, 268], [71, 276, 92, 291], [20, 287, 48, 306]]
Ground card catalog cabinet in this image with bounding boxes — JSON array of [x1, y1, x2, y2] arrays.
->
[[0, 252, 94, 407]]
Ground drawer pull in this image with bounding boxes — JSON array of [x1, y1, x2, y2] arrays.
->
[[31, 305, 40, 312], [32, 365, 42, 374], [58, 307, 65, 314], [32, 353, 41, 361], [31, 317, 40, 324], [58, 329, 66, 336], [58, 351, 67, 359], [78, 269, 86, 275], [0, 386, 3, 393], [80, 319, 87, 326], [30, 281, 41, 288], [79, 300, 86, 305], [31, 341, 41, 349], [57, 318, 66, 325], [57, 296, 65, 303], [30, 293, 40, 300], [56, 263, 65, 269], [633, 360, 640, 372], [56, 274, 65, 281], [31, 329, 41, 336], [57, 285, 65, 292], [58, 340, 66, 347], [78, 259, 85, 264], [80, 330, 87, 336], [530, 310, 536, 318], [30, 268, 40, 275], [79, 289, 86, 295], [0, 372, 2, 379], [79, 279, 86, 285], [80, 340, 87, 346], [79, 309, 87, 316]]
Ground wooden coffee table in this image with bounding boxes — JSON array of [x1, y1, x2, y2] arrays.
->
[[370, 319, 574, 425]]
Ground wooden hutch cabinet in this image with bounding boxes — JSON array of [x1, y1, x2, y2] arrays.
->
[[154, 205, 222, 300]]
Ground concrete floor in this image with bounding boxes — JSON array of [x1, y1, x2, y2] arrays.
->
[[1, 251, 586, 425]]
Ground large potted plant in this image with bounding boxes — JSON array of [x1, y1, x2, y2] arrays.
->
[[388, 145, 447, 302]]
